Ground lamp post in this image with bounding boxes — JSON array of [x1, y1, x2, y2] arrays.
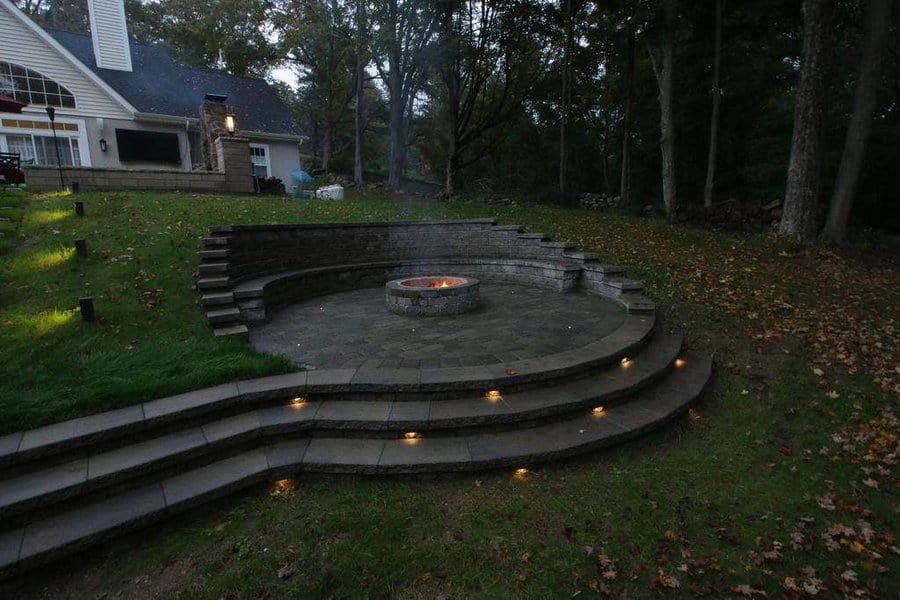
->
[[45, 106, 65, 190]]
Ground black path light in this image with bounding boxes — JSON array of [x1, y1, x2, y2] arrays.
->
[[79, 297, 95, 322], [45, 106, 65, 190], [74, 200, 84, 216], [74, 238, 87, 258]]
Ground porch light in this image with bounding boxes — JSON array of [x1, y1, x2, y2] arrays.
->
[[225, 111, 236, 136]]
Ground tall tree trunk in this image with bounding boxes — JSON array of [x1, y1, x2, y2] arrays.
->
[[387, 67, 405, 189], [620, 27, 635, 208], [353, 0, 365, 186], [651, 0, 678, 221], [703, 0, 724, 208], [824, 0, 892, 243], [559, 0, 573, 199], [780, 0, 834, 243], [321, 121, 332, 172]]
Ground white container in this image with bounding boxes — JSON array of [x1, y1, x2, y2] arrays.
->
[[315, 184, 344, 200]]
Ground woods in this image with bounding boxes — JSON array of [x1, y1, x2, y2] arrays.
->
[[14, 0, 899, 242]]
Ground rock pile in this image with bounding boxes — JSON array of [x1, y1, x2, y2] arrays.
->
[[579, 193, 621, 210]]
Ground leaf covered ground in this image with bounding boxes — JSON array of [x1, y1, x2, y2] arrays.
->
[[0, 189, 897, 599]]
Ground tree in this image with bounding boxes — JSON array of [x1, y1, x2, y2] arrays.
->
[[702, 0, 724, 207], [780, 0, 835, 243], [558, 0, 573, 198], [620, 21, 635, 208], [647, 0, 678, 221], [824, 0, 893, 243], [434, 0, 545, 196], [353, 0, 369, 185], [371, 0, 439, 189]]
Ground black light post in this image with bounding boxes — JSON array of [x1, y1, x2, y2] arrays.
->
[[74, 238, 87, 257], [74, 201, 84, 216], [45, 106, 65, 190]]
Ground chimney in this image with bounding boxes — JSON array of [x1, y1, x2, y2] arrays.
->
[[86, 0, 132, 72]]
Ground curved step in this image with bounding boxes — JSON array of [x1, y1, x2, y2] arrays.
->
[[0, 334, 683, 520], [0, 313, 656, 469], [0, 354, 712, 578]]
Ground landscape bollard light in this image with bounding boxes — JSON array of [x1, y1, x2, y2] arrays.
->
[[79, 297, 95, 322], [74, 238, 87, 257], [71, 181, 80, 194], [74, 201, 84, 216]]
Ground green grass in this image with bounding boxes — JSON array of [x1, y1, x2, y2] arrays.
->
[[0, 190, 896, 598]]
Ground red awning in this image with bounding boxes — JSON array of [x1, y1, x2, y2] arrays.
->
[[0, 94, 26, 114]]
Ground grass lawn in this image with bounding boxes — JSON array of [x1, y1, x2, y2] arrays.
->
[[0, 189, 897, 598]]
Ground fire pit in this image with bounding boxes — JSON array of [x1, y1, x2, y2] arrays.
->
[[385, 276, 480, 316]]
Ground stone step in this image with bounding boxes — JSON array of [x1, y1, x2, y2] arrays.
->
[[198, 249, 230, 260], [491, 224, 523, 232], [202, 237, 230, 247], [583, 263, 625, 275], [0, 334, 684, 521], [518, 233, 548, 240], [0, 313, 657, 471], [196, 277, 230, 291], [620, 293, 656, 313], [213, 324, 249, 338], [206, 307, 241, 325], [563, 252, 599, 262], [0, 354, 711, 577], [198, 262, 229, 276], [539, 241, 576, 250], [201, 291, 234, 307]]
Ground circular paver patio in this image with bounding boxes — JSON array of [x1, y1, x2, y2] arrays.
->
[[248, 283, 626, 369]]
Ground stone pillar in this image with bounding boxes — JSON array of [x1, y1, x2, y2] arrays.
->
[[215, 136, 254, 193]]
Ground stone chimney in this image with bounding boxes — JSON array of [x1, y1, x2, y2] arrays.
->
[[199, 99, 232, 171], [86, 0, 133, 72]]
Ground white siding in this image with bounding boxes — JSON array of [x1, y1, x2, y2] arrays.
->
[[0, 4, 132, 120], [87, 0, 132, 72]]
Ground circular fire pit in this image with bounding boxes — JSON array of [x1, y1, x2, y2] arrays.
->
[[385, 276, 480, 316]]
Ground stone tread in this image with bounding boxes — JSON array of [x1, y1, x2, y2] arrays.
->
[[201, 291, 235, 306], [582, 263, 625, 274], [602, 277, 643, 290], [206, 307, 241, 325], [0, 334, 683, 519], [198, 249, 230, 260], [0, 312, 657, 469], [197, 277, 230, 290], [213, 324, 249, 337], [202, 237, 230, 246], [0, 354, 711, 576], [562, 252, 599, 261], [198, 262, 229, 274]]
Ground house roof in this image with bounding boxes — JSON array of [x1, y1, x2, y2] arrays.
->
[[47, 29, 300, 137]]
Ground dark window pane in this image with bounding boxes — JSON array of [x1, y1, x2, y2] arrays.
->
[[115, 129, 181, 164]]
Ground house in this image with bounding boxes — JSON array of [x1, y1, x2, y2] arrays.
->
[[0, 0, 303, 192]]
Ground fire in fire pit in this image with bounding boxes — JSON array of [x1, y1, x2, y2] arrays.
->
[[386, 276, 480, 316]]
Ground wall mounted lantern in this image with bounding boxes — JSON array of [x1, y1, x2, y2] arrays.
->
[[99, 138, 108, 152], [225, 111, 236, 136]]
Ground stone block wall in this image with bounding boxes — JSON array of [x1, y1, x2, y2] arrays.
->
[[24, 135, 253, 194]]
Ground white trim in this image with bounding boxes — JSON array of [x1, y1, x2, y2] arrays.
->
[[242, 130, 307, 143], [0, 0, 136, 115], [0, 116, 91, 167], [249, 142, 271, 178]]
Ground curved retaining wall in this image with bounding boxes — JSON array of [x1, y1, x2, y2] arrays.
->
[[196, 219, 656, 335]]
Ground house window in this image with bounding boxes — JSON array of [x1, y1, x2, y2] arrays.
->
[[115, 129, 181, 164], [250, 144, 270, 178], [3, 134, 81, 166], [0, 62, 76, 109]]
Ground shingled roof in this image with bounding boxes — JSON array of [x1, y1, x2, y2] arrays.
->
[[47, 29, 301, 137]]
